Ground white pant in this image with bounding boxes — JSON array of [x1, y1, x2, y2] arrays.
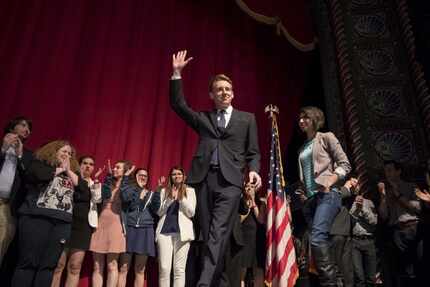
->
[[157, 233, 190, 287]]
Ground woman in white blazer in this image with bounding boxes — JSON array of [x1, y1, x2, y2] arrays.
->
[[156, 166, 196, 287]]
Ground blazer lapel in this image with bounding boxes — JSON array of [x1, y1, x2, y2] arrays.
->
[[225, 109, 237, 131]]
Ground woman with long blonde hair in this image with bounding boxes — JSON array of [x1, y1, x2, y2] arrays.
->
[[11, 140, 84, 287]]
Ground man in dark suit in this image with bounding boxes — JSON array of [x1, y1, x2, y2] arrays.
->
[[170, 50, 261, 286], [0, 116, 33, 265], [330, 177, 357, 287], [186, 195, 249, 287]]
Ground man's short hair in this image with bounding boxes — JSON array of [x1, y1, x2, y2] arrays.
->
[[299, 106, 325, 131], [3, 116, 32, 135], [79, 155, 95, 165], [208, 74, 233, 93], [383, 160, 402, 171]]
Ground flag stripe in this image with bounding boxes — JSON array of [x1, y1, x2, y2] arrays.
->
[[265, 116, 298, 287]]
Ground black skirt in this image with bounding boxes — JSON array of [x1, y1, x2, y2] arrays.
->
[[241, 213, 258, 268], [67, 202, 92, 250]]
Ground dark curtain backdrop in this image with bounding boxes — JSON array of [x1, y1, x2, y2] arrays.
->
[[0, 0, 313, 286]]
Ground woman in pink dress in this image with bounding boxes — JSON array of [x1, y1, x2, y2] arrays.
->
[[89, 160, 133, 287]]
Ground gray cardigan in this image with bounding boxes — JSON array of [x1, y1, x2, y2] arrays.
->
[[298, 132, 351, 189]]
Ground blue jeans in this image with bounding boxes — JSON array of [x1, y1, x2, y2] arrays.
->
[[303, 189, 341, 247]]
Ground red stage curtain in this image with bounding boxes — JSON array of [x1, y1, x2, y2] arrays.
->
[[0, 0, 313, 286]]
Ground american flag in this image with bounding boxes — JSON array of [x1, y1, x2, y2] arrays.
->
[[265, 116, 298, 287]]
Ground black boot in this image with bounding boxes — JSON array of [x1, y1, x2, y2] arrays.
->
[[312, 244, 337, 287]]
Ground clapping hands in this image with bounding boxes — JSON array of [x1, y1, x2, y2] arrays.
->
[[377, 182, 386, 197], [55, 157, 70, 175], [2, 133, 23, 156], [248, 171, 262, 190], [355, 195, 364, 208], [416, 188, 430, 203], [244, 182, 256, 201], [94, 166, 106, 180], [125, 165, 136, 177], [158, 176, 167, 187]]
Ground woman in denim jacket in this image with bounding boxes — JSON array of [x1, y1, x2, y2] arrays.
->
[[297, 106, 351, 287], [117, 167, 160, 287]]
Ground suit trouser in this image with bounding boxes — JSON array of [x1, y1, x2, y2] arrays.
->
[[195, 168, 241, 287], [352, 237, 376, 287], [157, 233, 190, 287], [219, 235, 243, 287], [185, 241, 202, 287], [381, 224, 420, 287], [11, 215, 70, 287], [332, 235, 353, 287], [0, 200, 16, 266], [417, 222, 430, 287]]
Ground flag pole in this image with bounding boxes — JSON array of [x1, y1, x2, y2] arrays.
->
[[264, 104, 278, 287], [264, 104, 285, 188]]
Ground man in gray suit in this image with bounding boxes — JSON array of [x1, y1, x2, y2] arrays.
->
[[169, 50, 261, 287]]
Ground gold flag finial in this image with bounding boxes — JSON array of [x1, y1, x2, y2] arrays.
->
[[264, 104, 279, 119]]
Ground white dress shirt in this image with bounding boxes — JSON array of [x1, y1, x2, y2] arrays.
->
[[0, 147, 18, 199]]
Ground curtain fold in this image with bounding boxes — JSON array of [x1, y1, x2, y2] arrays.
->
[[235, 0, 316, 51]]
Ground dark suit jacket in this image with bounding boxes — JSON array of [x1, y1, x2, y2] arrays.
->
[[330, 186, 353, 236], [170, 79, 260, 187], [0, 147, 33, 215]]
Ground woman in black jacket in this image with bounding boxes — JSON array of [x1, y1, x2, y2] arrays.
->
[[11, 140, 84, 287]]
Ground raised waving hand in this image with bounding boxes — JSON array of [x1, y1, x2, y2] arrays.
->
[[172, 50, 193, 77]]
